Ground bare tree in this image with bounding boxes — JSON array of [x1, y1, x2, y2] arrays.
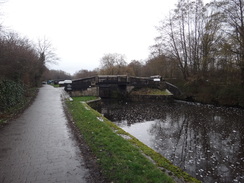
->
[[199, 1, 224, 78], [127, 60, 143, 76], [154, 0, 225, 80], [219, 0, 244, 84], [73, 69, 98, 79], [155, 1, 195, 79], [99, 53, 127, 75], [44, 69, 71, 80], [37, 37, 59, 66]]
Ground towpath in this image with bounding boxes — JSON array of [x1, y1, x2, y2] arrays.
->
[[0, 85, 91, 183]]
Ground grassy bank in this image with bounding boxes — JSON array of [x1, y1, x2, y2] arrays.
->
[[130, 88, 172, 95], [66, 96, 200, 183]]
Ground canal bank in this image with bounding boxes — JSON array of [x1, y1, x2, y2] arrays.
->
[[95, 99, 244, 183], [64, 96, 200, 183]]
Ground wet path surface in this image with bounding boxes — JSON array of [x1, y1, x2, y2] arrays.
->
[[0, 85, 90, 183]]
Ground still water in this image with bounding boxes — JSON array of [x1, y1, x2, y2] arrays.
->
[[94, 100, 244, 183]]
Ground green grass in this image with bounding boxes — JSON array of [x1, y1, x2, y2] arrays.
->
[[131, 88, 172, 95], [50, 84, 59, 88], [66, 96, 200, 183]]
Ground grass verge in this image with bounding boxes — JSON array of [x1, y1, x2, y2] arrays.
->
[[66, 96, 200, 183], [131, 88, 172, 95], [50, 84, 60, 88]]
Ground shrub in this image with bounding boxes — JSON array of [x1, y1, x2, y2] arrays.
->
[[217, 84, 244, 107], [0, 79, 25, 112]]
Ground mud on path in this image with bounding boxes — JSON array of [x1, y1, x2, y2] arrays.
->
[[0, 85, 104, 183]]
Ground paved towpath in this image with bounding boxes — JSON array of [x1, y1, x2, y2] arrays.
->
[[0, 85, 91, 183]]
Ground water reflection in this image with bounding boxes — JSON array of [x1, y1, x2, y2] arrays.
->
[[95, 100, 244, 183]]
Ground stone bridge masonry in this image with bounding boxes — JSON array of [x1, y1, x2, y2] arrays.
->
[[66, 75, 181, 98]]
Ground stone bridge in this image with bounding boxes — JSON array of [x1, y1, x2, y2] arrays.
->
[[65, 75, 181, 98]]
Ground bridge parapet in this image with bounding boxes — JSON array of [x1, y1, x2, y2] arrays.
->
[[97, 75, 128, 85], [165, 82, 182, 97], [128, 76, 151, 85], [71, 76, 96, 91], [68, 75, 181, 98]]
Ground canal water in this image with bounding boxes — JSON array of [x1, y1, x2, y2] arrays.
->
[[93, 100, 244, 183]]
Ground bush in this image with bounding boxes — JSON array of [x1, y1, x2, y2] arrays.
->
[[217, 84, 244, 107], [172, 78, 244, 107], [0, 80, 25, 112]]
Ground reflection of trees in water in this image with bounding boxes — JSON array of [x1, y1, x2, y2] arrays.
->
[[148, 103, 244, 183], [98, 101, 244, 182]]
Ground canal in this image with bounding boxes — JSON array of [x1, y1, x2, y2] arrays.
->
[[93, 100, 244, 183]]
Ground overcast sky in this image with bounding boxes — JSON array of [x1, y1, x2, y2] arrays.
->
[[1, 0, 209, 75]]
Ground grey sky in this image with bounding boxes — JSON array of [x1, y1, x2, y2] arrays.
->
[[2, 0, 209, 74]]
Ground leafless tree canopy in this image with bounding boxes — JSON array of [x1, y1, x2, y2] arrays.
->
[[150, 0, 244, 84], [37, 38, 59, 66], [91, 1, 244, 86], [99, 53, 128, 75], [3, 0, 241, 86]]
